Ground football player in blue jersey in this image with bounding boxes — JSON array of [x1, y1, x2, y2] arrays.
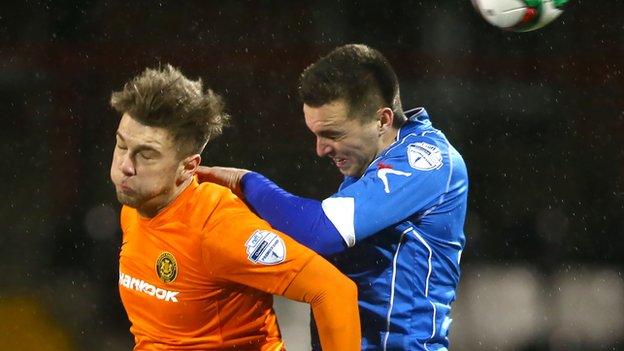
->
[[198, 44, 469, 351]]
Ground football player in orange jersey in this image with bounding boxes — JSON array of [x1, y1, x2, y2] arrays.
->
[[109, 64, 361, 351]]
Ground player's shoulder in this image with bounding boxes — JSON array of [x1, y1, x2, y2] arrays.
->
[[192, 181, 270, 230], [193, 181, 237, 204], [196, 186, 284, 264], [392, 129, 448, 154], [378, 130, 449, 172], [187, 181, 241, 218]]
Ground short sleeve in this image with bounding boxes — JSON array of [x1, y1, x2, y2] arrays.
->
[[201, 200, 316, 295]]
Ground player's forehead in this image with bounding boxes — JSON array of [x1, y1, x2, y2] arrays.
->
[[303, 100, 352, 131], [116, 113, 173, 150]]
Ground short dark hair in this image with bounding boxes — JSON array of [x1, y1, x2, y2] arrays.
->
[[110, 64, 229, 155], [299, 44, 403, 124]]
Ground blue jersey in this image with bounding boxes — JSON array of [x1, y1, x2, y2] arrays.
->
[[239, 107, 468, 350], [320, 107, 468, 350]]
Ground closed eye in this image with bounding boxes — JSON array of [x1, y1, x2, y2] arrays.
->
[[137, 151, 158, 160], [318, 131, 344, 141]]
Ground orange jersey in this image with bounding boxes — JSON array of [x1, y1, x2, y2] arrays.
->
[[118, 178, 316, 350]]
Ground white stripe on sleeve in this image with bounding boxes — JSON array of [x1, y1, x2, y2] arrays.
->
[[321, 197, 356, 247]]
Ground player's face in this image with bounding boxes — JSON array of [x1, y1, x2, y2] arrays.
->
[[110, 113, 185, 216], [304, 100, 382, 177]]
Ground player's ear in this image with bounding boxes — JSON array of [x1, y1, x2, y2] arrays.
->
[[377, 107, 394, 135], [179, 154, 201, 183]]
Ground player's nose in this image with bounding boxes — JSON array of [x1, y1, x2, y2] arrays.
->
[[119, 154, 136, 176], [315, 138, 333, 157]]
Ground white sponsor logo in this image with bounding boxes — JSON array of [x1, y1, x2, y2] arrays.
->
[[245, 230, 286, 265], [407, 142, 443, 171], [119, 271, 179, 303], [377, 168, 412, 193]]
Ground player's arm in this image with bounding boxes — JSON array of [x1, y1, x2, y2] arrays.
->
[[199, 136, 460, 247], [197, 166, 347, 255], [201, 202, 360, 351], [282, 254, 361, 351]]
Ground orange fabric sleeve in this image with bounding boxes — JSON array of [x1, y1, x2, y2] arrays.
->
[[283, 255, 361, 351], [201, 199, 317, 295]]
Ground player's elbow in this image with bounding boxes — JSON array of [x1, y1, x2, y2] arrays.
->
[[314, 274, 361, 350], [327, 274, 359, 314], [316, 259, 358, 308], [288, 255, 361, 350], [312, 228, 349, 256], [313, 273, 357, 305], [338, 275, 358, 302], [341, 278, 359, 318]]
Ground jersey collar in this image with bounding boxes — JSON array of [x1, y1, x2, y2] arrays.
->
[[396, 107, 432, 141], [136, 177, 199, 227]]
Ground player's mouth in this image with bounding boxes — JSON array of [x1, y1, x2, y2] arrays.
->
[[332, 157, 347, 169], [118, 183, 134, 193]]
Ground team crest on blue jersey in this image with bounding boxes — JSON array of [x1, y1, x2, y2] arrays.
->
[[407, 142, 443, 171], [245, 230, 286, 265], [155, 252, 178, 283]]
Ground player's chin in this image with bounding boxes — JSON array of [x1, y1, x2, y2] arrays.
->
[[335, 164, 351, 176], [340, 165, 361, 178], [116, 192, 139, 208], [345, 163, 369, 177]]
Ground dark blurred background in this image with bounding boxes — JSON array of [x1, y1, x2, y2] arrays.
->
[[1, 1, 622, 350]]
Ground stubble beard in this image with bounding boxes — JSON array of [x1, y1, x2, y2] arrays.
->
[[116, 190, 141, 209]]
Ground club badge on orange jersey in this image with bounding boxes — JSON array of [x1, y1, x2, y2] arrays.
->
[[155, 252, 178, 283], [245, 230, 286, 265]]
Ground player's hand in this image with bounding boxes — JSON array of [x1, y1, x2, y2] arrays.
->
[[196, 166, 250, 198]]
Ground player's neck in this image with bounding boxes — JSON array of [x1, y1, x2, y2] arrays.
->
[[137, 177, 193, 218], [381, 127, 400, 151]]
